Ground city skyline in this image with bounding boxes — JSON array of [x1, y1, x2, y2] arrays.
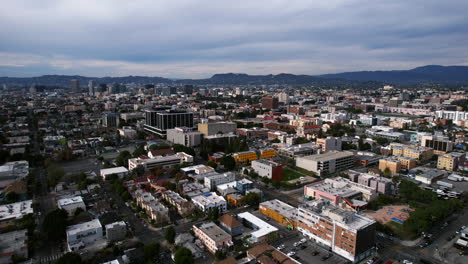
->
[[1, 0, 467, 78]]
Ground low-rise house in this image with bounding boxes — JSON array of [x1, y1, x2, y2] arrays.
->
[[218, 214, 244, 236]]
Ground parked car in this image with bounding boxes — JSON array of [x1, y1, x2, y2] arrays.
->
[[321, 253, 332, 260], [277, 244, 285, 250], [287, 251, 296, 257], [312, 251, 319, 256]]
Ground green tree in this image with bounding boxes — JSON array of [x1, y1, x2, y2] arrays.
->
[[115, 150, 132, 167], [241, 192, 260, 206], [174, 247, 194, 264], [165, 226, 176, 244], [207, 207, 220, 221], [221, 155, 236, 171], [383, 167, 392, 177], [133, 146, 146, 157], [47, 165, 65, 187], [43, 209, 68, 240], [56, 253, 82, 264], [215, 250, 227, 261], [144, 242, 161, 261], [207, 161, 218, 169]]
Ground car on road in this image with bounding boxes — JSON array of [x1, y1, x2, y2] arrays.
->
[[419, 242, 429, 248], [300, 177, 305, 181], [287, 251, 296, 257], [293, 242, 300, 247], [277, 244, 285, 250], [456, 226, 466, 234], [321, 253, 332, 260], [300, 238, 307, 243]]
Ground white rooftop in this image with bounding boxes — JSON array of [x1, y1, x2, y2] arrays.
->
[[0, 200, 33, 221], [100, 167, 129, 175], [66, 219, 102, 236], [58, 196, 84, 207], [238, 212, 278, 238]]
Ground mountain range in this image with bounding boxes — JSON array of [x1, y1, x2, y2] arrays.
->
[[1, 65, 467, 87]]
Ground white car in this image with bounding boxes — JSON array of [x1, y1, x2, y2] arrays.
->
[[300, 177, 305, 181], [277, 245, 285, 250], [300, 238, 307, 243], [402, 260, 413, 264], [287, 251, 296, 257], [293, 242, 300, 247]]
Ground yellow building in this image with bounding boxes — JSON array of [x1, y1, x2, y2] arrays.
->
[[437, 152, 466, 172], [259, 200, 297, 230], [233, 151, 258, 165], [379, 157, 401, 175], [397, 156, 417, 170], [259, 148, 277, 159], [390, 143, 433, 161]]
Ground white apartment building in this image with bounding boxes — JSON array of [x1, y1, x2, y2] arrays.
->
[[192, 192, 227, 213], [66, 219, 103, 251], [204, 172, 236, 190], [435, 110, 468, 122], [100, 167, 129, 180], [57, 196, 86, 215]]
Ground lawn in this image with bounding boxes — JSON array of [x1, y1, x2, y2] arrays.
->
[[282, 167, 303, 181], [294, 167, 316, 176]]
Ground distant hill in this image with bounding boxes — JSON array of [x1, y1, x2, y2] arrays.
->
[[0, 75, 173, 87], [318, 65, 468, 85], [1, 65, 467, 87]]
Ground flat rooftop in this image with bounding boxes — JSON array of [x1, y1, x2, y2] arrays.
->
[[299, 151, 354, 162], [238, 212, 278, 238], [100, 167, 128, 175], [260, 199, 297, 219], [0, 200, 33, 221], [67, 219, 102, 236], [196, 222, 231, 242], [58, 196, 84, 207]]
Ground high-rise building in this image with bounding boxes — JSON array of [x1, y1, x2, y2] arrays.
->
[[277, 92, 290, 104], [102, 113, 120, 128], [161, 87, 177, 96], [144, 110, 194, 137], [88, 80, 95, 96], [316, 137, 342, 152], [183, 85, 194, 94], [71, 79, 80, 93], [261, 96, 279, 109]]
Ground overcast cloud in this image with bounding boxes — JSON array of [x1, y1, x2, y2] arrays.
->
[[0, 0, 467, 78]]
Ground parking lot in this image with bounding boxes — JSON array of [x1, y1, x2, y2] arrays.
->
[[270, 233, 350, 264]]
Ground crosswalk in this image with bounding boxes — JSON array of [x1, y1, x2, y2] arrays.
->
[[35, 253, 64, 263]]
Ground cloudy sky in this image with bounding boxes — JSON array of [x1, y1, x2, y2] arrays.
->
[[1, 0, 467, 78]]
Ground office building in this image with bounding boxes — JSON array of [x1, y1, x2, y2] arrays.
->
[[66, 219, 103, 251], [316, 137, 342, 152], [296, 151, 354, 176], [193, 222, 233, 254], [71, 79, 80, 93], [297, 200, 376, 262], [261, 96, 279, 109], [166, 127, 203, 147], [437, 152, 466, 172], [88, 80, 95, 96], [102, 112, 120, 128], [259, 148, 277, 159], [57, 196, 86, 215], [183, 85, 194, 94], [197, 121, 237, 136], [251, 159, 283, 181], [435, 110, 468, 123], [421, 136, 454, 154], [144, 110, 194, 137]]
